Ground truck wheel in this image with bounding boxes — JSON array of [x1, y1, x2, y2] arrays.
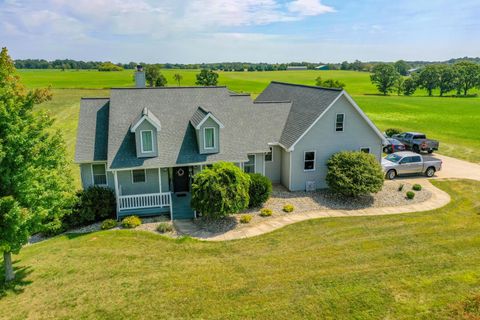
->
[[413, 145, 420, 153], [427, 150, 433, 154], [425, 167, 436, 177], [386, 170, 396, 180]]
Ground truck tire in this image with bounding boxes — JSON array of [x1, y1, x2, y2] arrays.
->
[[386, 169, 397, 180], [425, 167, 436, 177], [427, 150, 433, 154], [413, 145, 420, 153]]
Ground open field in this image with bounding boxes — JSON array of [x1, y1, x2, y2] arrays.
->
[[0, 179, 479, 319]]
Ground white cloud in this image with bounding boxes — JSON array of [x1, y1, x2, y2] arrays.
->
[[287, 0, 335, 16]]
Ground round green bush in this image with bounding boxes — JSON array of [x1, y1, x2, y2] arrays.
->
[[157, 222, 173, 233], [64, 186, 116, 229], [412, 184, 422, 191], [121, 216, 141, 228], [385, 128, 402, 137], [283, 204, 294, 213], [326, 151, 384, 197], [260, 208, 273, 217], [248, 173, 272, 208], [240, 214, 252, 223], [191, 162, 250, 219], [101, 219, 117, 230], [406, 191, 415, 200]]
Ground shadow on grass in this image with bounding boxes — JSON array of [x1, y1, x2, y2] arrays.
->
[[0, 260, 33, 299]]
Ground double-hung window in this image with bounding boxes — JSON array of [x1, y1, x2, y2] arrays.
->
[[244, 154, 255, 173], [92, 164, 107, 186], [335, 113, 345, 132], [360, 147, 370, 153], [204, 127, 215, 149], [132, 169, 146, 183], [265, 147, 273, 162], [304, 151, 316, 171], [141, 130, 153, 153]]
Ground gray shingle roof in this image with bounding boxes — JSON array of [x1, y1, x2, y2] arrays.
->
[[189, 106, 208, 128], [255, 82, 343, 149], [106, 87, 292, 169], [74, 98, 110, 162]]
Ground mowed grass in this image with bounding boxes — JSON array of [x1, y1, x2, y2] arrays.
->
[[19, 69, 480, 166], [0, 179, 479, 319]]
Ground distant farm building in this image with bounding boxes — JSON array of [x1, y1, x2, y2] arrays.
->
[[287, 66, 308, 71], [315, 65, 329, 70]]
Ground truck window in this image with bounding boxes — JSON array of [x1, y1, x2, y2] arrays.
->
[[400, 157, 411, 164], [414, 135, 426, 139], [405, 134, 412, 139], [411, 156, 422, 163]]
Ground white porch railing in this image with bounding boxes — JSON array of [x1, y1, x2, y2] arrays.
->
[[118, 192, 171, 211]]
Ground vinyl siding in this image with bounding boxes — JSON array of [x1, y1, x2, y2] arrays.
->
[[280, 148, 291, 189], [264, 146, 281, 183], [80, 163, 114, 189], [117, 168, 161, 196], [197, 117, 220, 154], [134, 120, 158, 158], [289, 95, 383, 191]]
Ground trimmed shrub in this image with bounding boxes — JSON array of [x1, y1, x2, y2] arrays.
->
[[283, 204, 294, 213], [385, 128, 402, 137], [240, 214, 252, 223], [326, 151, 384, 197], [406, 191, 415, 200], [248, 173, 272, 208], [191, 162, 250, 219], [101, 219, 117, 230], [157, 222, 173, 233], [260, 208, 273, 217], [398, 184, 404, 192], [121, 216, 141, 228], [63, 186, 116, 229], [412, 184, 422, 191]]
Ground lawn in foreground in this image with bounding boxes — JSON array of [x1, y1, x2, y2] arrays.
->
[[1, 180, 479, 319]]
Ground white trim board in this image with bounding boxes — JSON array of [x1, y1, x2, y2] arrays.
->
[[130, 115, 161, 132], [203, 126, 216, 149], [287, 91, 387, 151], [195, 113, 225, 129]]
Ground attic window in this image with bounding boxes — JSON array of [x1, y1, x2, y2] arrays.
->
[[335, 113, 345, 132], [204, 127, 215, 149], [141, 130, 153, 153]]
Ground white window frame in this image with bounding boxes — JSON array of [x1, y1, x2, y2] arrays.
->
[[265, 147, 273, 162], [304, 151, 316, 172], [359, 147, 370, 153], [131, 169, 147, 184], [140, 130, 154, 153], [335, 113, 345, 132], [244, 154, 256, 173], [203, 127, 216, 150], [91, 163, 107, 186]]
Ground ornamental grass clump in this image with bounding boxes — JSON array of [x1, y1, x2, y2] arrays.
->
[[283, 204, 294, 213], [101, 219, 117, 230], [240, 214, 252, 223], [157, 222, 173, 233], [260, 208, 273, 217], [121, 216, 141, 229]]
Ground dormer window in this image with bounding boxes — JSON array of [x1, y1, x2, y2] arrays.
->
[[141, 130, 153, 153], [204, 127, 215, 149]]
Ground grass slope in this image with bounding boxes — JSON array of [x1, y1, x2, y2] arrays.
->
[[1, 180, 479, 319]]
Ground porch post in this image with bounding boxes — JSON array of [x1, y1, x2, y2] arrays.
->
[[158, 168, 162, 193], [113, 170, 120, 220]]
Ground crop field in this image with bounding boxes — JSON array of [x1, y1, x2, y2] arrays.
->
[[18, 69, 480, 188]]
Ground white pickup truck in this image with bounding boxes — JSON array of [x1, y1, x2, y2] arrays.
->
[[381, 151, 442, 180]]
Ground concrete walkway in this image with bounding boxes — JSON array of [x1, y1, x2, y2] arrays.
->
[[174, 178, 451, 241], [174, 154, 479, 242]]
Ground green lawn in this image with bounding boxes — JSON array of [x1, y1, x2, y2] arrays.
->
[[20, 69, 480, 171], [0, 179, 479, 319]]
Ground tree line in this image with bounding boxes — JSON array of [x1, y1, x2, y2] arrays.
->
[[370, 61, 480, 96]]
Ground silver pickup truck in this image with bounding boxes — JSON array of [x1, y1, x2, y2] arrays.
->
[[381, 151, 442, 180], [392, 132, 439, 154]]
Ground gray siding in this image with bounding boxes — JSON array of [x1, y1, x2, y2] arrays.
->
[[196, 117, 220, 154], [280, 148, 291, 189], [264, 146, 281, 183], [117, 168, 161, 196], [289, 95, 383, 191], [134, 120, 158, 158], [254, 153, 264, 174], [80, 163, 114, 189]]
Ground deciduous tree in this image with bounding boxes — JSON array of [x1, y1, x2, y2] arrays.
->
[[370, 63, 400, 95], [454, 61, 480, 96], [195, 69, 219, 86], [437, 64, 457, 96], [173, 73, 183, 86], [417, 65, 440, 96]]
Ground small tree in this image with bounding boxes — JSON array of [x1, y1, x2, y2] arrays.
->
[[417, 65, 439, 96], [145, 65, 160, 87], [370, 63, 400, 95], [248, 173, 272, 208], [394, 77, 404, 96], [155, 73, 168, 87], [0, 197, 30, 282], [173, 73, 183, 86], [437, 64, 457, 96], [453, 61, 480, 96], [403, 77, 417, 96], [326, 151, 384, 197], [191, 162, 250, 219], [195, 69, 219, 86], [315, 76, 346, 89]]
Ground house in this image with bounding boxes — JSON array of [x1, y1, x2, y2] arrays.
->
[[75, 69, 386, 220], [286, 66, 308, 70], [315, 65, 329, 70]]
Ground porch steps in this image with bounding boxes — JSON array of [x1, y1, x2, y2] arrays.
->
[[172, 193, 195, 220]]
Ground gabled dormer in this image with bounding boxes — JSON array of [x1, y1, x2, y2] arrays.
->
[[130, 107, 161, 158], [190, 107, 224, 154]]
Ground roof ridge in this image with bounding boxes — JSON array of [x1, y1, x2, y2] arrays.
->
[[80, 97, 110, 100], [253, 100, 292, 104], [270, 81, 343, 92], [111, 86, 227, 90]]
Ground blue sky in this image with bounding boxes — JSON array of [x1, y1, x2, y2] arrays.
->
[[1, 0, 478, 63]]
